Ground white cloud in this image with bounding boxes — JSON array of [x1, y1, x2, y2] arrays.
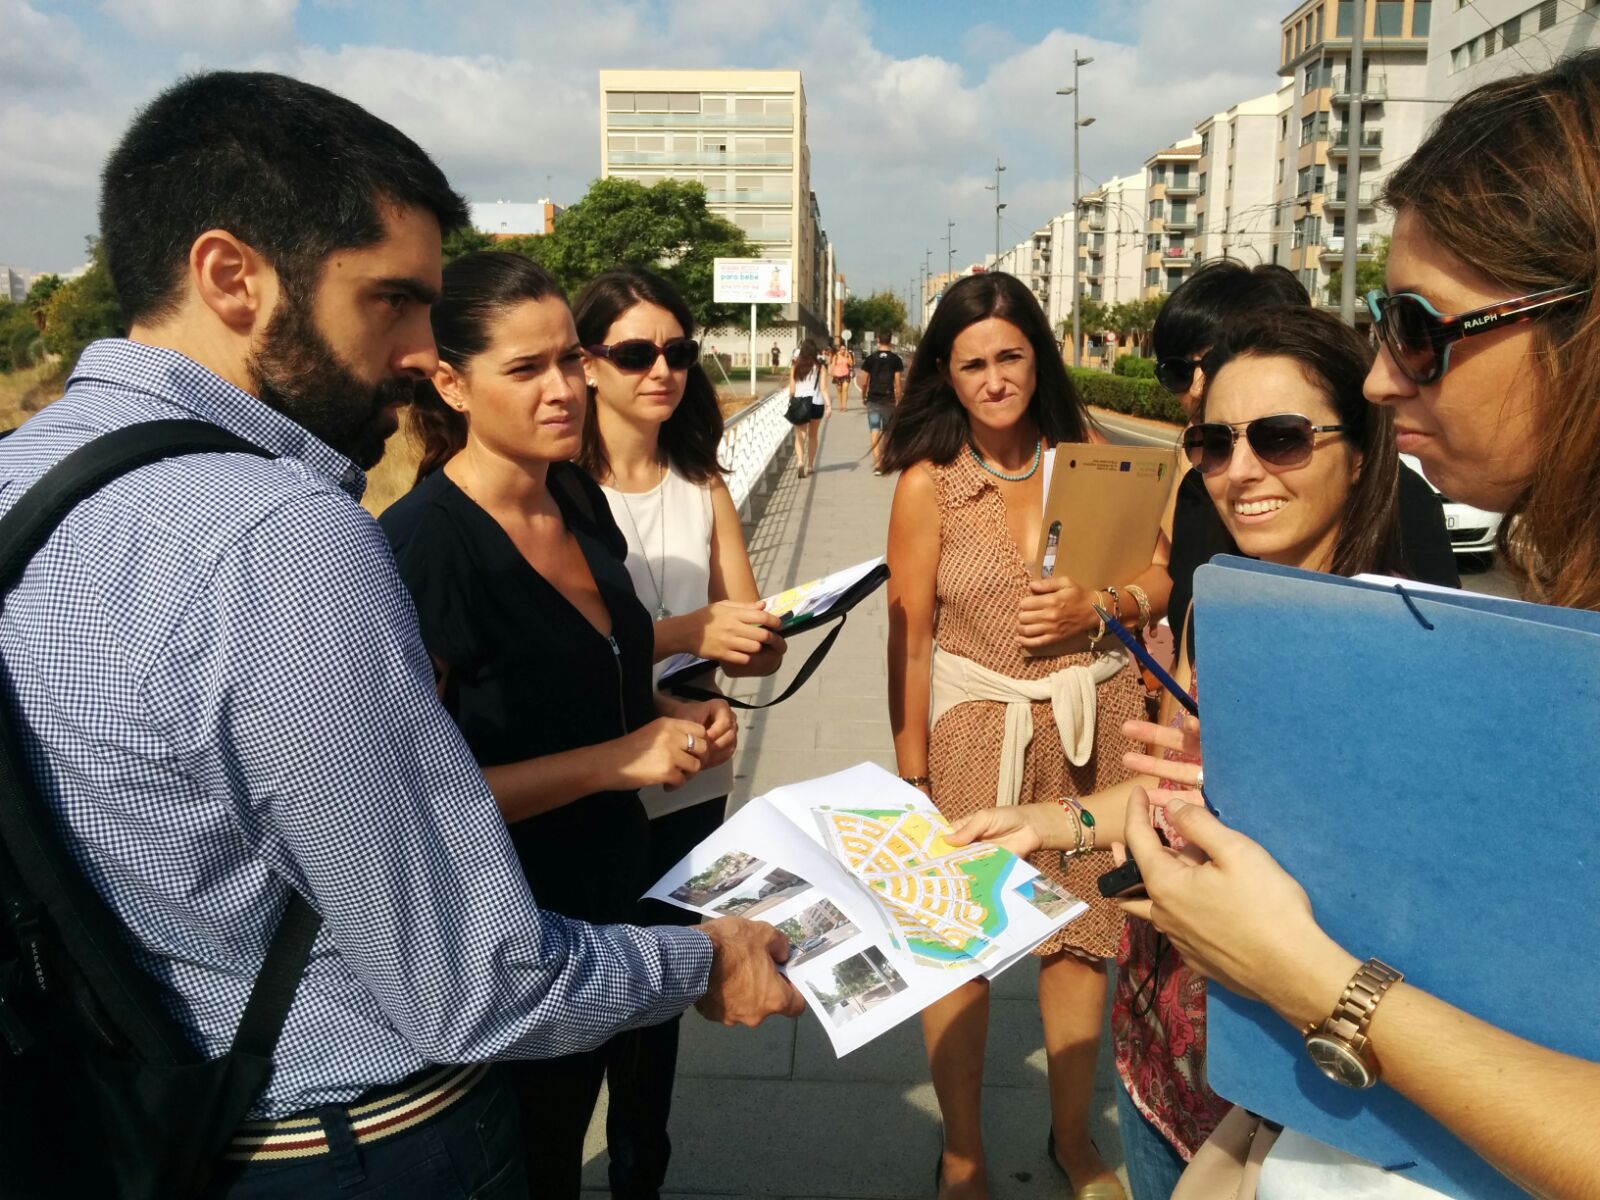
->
[[0, 0, 89, 90], [101, 0, 299, 50]]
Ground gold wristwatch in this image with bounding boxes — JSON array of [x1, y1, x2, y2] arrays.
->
[[1302, 958, 1404, 1089]]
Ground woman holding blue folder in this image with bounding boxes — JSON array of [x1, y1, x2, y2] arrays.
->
[[958, 51, 1600, 1200]]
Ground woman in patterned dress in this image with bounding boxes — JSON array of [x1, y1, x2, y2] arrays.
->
[[880, 273, 1145, 1200]]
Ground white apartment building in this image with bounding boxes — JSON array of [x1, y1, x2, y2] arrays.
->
[[1078, 172, 1149, 312], [1194, 91, 1283, 270], [1270, 0, 1434, 303], [1, 266, 30, 304], [598, 69, 831, 351], [1142, 137, 1204, 299], [1428, 0, 1600, 99]]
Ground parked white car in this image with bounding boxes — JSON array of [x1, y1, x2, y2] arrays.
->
[[1401, 454, 1502, 558]]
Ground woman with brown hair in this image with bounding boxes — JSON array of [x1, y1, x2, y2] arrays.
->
[[881, 272, 1142, 1200], [955, 51, 1600, 1200], [379, 251, 739, 1196], [790, 339, 827, 477]]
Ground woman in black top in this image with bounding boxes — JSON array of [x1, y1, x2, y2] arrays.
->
[[380, 252, 736, 1198]]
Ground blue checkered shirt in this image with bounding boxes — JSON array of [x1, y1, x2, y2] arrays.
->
[[0, 339, 712, 1118]]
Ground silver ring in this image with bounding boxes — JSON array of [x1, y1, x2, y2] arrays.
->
[[685, 733, 696, 752], [1194, 767, 1205, 788]]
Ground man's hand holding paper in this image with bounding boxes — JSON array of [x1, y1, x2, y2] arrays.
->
[[694, 917, 807, 1027]]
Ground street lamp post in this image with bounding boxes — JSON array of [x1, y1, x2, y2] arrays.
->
[[1057, 50, 1094, 368], [945, 219, 956, 279], [985, 158, 1006, 264]]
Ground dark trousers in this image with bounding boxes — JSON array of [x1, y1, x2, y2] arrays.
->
[[207, 1071, 527, 1199], [603, 797, 726, 1200], [507, 1047, 609, 1199]]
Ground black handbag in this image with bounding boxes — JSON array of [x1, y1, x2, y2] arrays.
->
[[784, 390, 815, 425], [0, 420, 322, 1199]]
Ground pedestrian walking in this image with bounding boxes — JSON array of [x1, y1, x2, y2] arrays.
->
[[829, 341, 855, 411], [790, 340, 827, 478], [857, 331, 904, 474]]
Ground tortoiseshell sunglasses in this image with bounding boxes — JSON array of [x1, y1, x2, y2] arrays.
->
[[1364, 285, 1590, 385]]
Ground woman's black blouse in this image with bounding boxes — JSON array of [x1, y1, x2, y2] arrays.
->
[[381, 464, 655, 925]]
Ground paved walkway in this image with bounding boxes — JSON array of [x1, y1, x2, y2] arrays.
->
[[581, 391, 1129, 1200]]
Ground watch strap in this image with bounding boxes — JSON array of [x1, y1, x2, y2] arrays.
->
[[1307, 957, 1404, 1051]]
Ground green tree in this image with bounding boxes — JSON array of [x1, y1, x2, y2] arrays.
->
[[441, 225, 495, 262], [841, 291, 908, 343], [0, 301, 43, 372], [24, 274, 63, 315], [1106, 296, 1165, 354], [509, 178, 763, 330], [41, 240, 122, 369], [1325, 233, 1390, 307]]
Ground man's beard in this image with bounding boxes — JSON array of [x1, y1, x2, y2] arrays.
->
[[248, 290, 415, 472]]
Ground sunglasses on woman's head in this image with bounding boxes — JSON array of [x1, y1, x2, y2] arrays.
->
[[1182, 413, 1349, 477], [1155, 354, 1206, 394], [584, 338, 700, 372], [1364, 285, 1590, 385]]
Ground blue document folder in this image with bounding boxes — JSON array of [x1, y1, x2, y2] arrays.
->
[[1191, 556, 1600, 1200]]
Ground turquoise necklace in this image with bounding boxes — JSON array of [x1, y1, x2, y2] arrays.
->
[[969, 437, 1042, 482]]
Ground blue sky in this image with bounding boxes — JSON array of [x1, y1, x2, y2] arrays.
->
[[2, 0, 1287, 295]]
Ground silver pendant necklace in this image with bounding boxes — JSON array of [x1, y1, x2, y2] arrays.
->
[[617, 461, 671, 619]]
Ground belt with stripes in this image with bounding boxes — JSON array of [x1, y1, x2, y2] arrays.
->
[[224, 1063, 489, 1164]]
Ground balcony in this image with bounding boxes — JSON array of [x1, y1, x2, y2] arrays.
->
[[1320, 235, 1378, 262], [1163, 216, 1197, 231], [1161, 248, 1200, 267], [704, 190, 793, 205], [608, 151, 793, 166], [1085, 266, 1103, 280], [1085, 216, 1106, 231], [607, 112, 795, 129], [1164, 182, 1201, 197], [1328, 182, 1379, 207], [1330, 74, 1389, 104], [1329, 129, 1383, 157], [1087, 242, 1105, 258]]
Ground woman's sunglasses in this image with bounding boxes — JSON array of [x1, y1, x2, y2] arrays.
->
[[584, 337, 700, 372], [1364, 285, 1590, 385], [1155, 354, 1206, 394], [1183, 413, 1349, 477]]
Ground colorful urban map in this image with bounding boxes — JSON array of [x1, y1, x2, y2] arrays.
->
[[814, 805, 1018, 968]]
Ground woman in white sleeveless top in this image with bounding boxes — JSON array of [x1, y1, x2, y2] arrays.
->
[[576, 266, 787, 1199], [790, 339, 827, 478]]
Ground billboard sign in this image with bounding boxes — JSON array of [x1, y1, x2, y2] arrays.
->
[[714, 257, 793, 304]]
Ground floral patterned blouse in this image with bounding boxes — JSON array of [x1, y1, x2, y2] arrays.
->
[[1110, 681, 1232, 1160]]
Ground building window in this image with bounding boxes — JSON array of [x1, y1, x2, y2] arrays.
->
[[1503, 13, 1521, 44], [1165, 269, 1185, 292], [1337, 0, 1354, 36], [1149, 164, 1166, 185], [636, 92, 672, 112], [1315, 6, 1324, 39], [1412, 0, 1432, 34], [607, 92, 635, 111], [1277, 158, 1285, 183], [1146, 268, 1160, 287], [1199, 171, 1208, 194], [1200, 132, 1210, 155], [1147, 233, 1161, 252], [1149, 198, 1165, 219], [1539, 0, 1557, 29], [1375, 2, 1404, 35], [703, 96, 727, 114], [1280, 115, 1289, 140]]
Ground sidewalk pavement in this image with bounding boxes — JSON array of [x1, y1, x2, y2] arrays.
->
[[581, 390, 1131, 1199]]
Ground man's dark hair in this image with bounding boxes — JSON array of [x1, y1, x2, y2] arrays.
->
[[880, 272, 1090, 472], [1150, 260, 1310, 360], [100, 71, 469, 323], [877, 331, 891, 345]]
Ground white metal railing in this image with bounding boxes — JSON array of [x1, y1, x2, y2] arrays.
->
[[722, 389, 791, 515]]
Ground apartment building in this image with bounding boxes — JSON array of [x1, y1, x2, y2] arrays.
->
[[1077, 172, 1149, 312], [991, 226, 1054, 316], [1427, 0, 1600, 100], [597, 68, 830, 344], [1270, 0, 1434, 302], [1142, 137, 1204, 299], [1193, 91, 1283, 270]]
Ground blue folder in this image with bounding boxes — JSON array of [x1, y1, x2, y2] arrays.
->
[[1192, 556, 1600, 1200]]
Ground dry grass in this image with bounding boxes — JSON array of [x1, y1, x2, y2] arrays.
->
[[0, 361, 66, 431]]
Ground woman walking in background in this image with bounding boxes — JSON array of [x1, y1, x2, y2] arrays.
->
[[881, 272, 1140, 1200], [790, 339, 827, 477], [830, 341, 855, 411], [381, 252, 736, 1197], [575, 266, 786, 1199]]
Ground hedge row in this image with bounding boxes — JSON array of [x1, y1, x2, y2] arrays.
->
[[1069, 367, 1186, 425], [1112, 355, 1157, 379]]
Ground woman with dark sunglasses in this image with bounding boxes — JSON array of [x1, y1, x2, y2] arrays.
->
[[574, 267, 786, 1199], [951, 306, 1405, 1200], [381, 252, 744, 1196], [962, 52, 1600, 1200]]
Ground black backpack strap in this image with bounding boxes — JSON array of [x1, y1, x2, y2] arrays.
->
[[0, 420, 320, 1063], [670, 612, 849, 710]]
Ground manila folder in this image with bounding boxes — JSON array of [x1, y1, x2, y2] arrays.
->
[[1033, 443, 1176, 583]]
